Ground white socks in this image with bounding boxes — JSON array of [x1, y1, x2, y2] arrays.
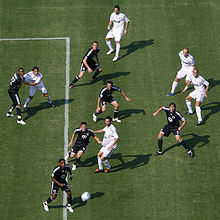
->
[[24, 97, 32, 107], [46, 95, 52, 104], [171, 81, 178, 94], [103, 159, 111, 169], [106, 40, 114, 51], [97, 156, 103, 170], [186, 100, 193, 114], [115, 43, 120, 57], [196, 106, 202, 122]]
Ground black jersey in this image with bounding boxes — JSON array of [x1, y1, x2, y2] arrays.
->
[[74, 128, 96, 146], [82, 47, 100, 62], [163, 107, 185, 127], [99, 86, 121, 100], [8, 73, 23, 92], [52, 164, 72, 183]]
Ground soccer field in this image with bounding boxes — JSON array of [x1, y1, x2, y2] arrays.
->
[[0, 0, 220, 220]]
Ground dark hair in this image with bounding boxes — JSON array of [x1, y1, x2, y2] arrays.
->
[[80, 122, 87, 126], [18, 67, 24, 72], [114, 5, 120, 10], [106, 80, 113, 85], [193, 68, 199, 73], [92, 40, 98, 45], [169, 102, 176, 108], [59, 158, 65, 163], [32, 66, 39, 71], [183, 48, 189, 53], [105, 116, 112, 121]]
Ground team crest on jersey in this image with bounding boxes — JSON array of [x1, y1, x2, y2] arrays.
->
[[82, 134, 88, 139]]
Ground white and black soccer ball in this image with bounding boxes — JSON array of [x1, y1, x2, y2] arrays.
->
[[81, 192, 91, 202]]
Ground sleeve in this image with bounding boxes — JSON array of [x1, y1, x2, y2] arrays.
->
[[35, 76, 41, 84], [190, 56, 195, 66], [103, 126, 107, 132], [66, 165, 72, 175], [110, 13, 114, 22], [176, 111, 185, 122], [163, 107, 169, 111], [90, 130, 95, 137], [52, 168, 57, 177], [124, 14, 130, 22], [84, 49, 93, 60], [74, 129, 79, 134], [178, 50, 183, 57], [201, 76, 209, 86], [99, 88, 105, 98], [112, 86, 121, 92], [112, 127, 119, 138]]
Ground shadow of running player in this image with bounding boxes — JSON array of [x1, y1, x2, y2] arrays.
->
[[201, 101, 220, 123]]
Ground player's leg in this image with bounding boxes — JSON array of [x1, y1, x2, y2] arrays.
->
[[155, 131, 164, 156], [111, 101, 121, 122], [185, 92, 195, 114], [65, 189, 73, 213], [92, 66, 103, 80], [70, 62, 86, 88], [105, 31, 114, 54], [93, 102, 106, 122], [43, 182, 58, 211], [195, 100, 203, 126], [113, 40, 120, 62], [101, 154, 111, 173], [24, 86, 37, 109], [72, 150, 84, 170], [6, 90, 17, 117], [175, 135, 194, 158], [94, 151, 104, 173], [40, 84, 55, 107]]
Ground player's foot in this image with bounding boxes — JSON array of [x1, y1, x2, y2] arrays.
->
[[65, 152, 70, 161], [6, 113, 14, 117], [67, 204, 74, 213], [50, 101, 55, 108], [17, 120, 26, 125], [154, 151, 163, 156], [112, 118, 121, 123], [69, 83, 75, 89], [166, 93, 175, 97], [185, 111, 194, 115], [106, 49, 114, 55], [187, 150, 194, 158], [72, 164, 77, 171], [93, 113, 97, 122], [113, 56, 119, 62], [104, 167, 111, 173], [43, 202, 49, 212], [94, 168, 104, 173], [197, 121, 204, 126]]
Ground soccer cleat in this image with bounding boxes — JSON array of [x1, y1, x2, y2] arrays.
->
[[72, 164, 77, 171], [154, 151, 163, 156], [69, 83, 75, 89], [65, 152, 70, 161], [67, 204, 74, 213], [166, 93, 175, 97], [185, 112, 194, 115], [50, 101, 55, 108], [104, 167, 111, 173], [106, 49, 114, 55], [197, 121, 204, 126], [112, 118, 121, 123], [113, 56, 119, 62], [17, 120, 26, 125], [93, 113, 97, 122], [187, 150, 194, 158], [43, 202, 49, 212], [6, 113, 14, 117], [94, 168, 104, 173]]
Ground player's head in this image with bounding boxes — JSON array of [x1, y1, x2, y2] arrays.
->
[[80, 122, 87, 132], [32, 66, 39, 76], [18, 67, 24, 76], [59, 158, 65, 169], [106, 81, 113, 90], [114, 5, 120, 14], [183, 48, 189, 57], [169, 102, 176, 113], [193, 68, 199, 78], [105, 116, 112, 126], [92, 41, 98, 51]]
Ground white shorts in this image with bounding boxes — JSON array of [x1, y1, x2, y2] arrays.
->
[[100, 144, 117, 158], [176, 67, 193, 81], [29, 82, 47, 96], [189, 90, 205, 102], [106, 29, 123, 42]]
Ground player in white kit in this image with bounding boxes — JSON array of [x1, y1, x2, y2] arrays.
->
[[23, 66, 55, 110], [167, 48, 195, 96], [105, 5, 130, 62], [181, 68, 209, 126], [93, 116, 119, 173]]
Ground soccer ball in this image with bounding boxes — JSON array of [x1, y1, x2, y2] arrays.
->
[[81, 192, 91, 202]]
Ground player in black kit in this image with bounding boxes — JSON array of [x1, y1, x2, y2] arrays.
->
[[93, 81, 130, 123], [65, 122, 102, 170], [69, 41, 102, 88], [43, 159, 74, 213], [153, 103, 194, 158]]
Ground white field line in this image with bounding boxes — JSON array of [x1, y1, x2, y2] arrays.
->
[[0, 37, 70, 220]]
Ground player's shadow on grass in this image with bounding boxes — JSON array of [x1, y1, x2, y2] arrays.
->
[[120, 39, 154, 59], [22, 98, 74, 121], [202, 101, 220, 123], [163, 133, 210, 155]]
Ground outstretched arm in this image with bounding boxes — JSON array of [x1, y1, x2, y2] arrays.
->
[[92, 129, 104, 133], [94, 136, 102, 144], [107, 138, 119, 151], [153, 106, 165, 117], [181, 81, 191, 93], [121, 90, 130, 102], [178, 120, 187, 131], [124, 22, 129, 35], [204, 84, 209, 98], [96, 97, 101, 112], [68, 132, 76, 147], [107, 21, 112, 30]]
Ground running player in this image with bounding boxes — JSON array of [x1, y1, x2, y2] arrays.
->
[[23, 66, 55, 110], [69, 41, 102, 88], [167, 48, 195, 96], [65, 122, 102, 171], [93, 116, 119, 173], [92, 81, 130, 123], [181, 68, 209, 126], [153, 103, 194, 158], [105, 5, 130, 62], [43, 159, 74, 213]]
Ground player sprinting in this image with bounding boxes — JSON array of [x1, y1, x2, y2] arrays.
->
[[23, 66, 55, 110], [69, 41, 102, 88], [92, 81, 130, 123], [105, 5, 130, 62], [93, 116, 119, 173], [153, 103, 194, 158], [167, 48, 195, 96], [65, 122, 102, 171], [43, 159, 74, 213], [181, 68, 209, 126]]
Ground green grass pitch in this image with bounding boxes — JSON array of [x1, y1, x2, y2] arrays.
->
[[0, 0, 220, 219]]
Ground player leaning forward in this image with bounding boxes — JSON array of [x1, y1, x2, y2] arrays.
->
[[94, 116, 119, 173], [182, 68, 209, 126], [105, 5, 130, 62]]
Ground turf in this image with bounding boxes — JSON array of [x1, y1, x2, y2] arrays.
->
[[0, 0, 220, 219]]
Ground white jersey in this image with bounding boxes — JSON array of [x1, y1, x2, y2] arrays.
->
[[110, 12, 129, 32], [179, 50, 195, 68], [102, 124, 119, 147], [190, 74, 209, 92], [24, 71, 43, 85]]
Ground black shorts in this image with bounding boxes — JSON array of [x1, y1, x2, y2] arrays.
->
[[8, 89, 21, 106], [71, 143, 88, 154], [160, 124, 181, 137], [101, 96, 116, 106], [80, 59, 100, 72], [51, 181, 71, 195]]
